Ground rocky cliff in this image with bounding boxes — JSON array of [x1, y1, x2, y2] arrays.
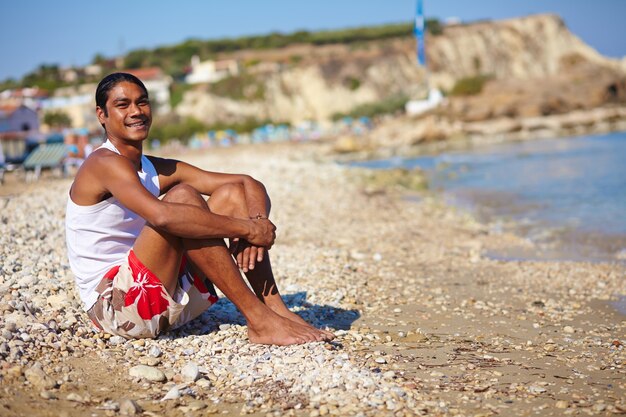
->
[[176, 14, 625, 126]]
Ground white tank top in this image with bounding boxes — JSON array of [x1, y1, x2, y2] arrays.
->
[[65, 139, 160, 310]]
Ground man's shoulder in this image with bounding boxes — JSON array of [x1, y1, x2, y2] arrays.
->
[[80, 148, 134, 176]]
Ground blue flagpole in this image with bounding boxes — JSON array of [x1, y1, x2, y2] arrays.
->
[[414, 0, 426, 67]]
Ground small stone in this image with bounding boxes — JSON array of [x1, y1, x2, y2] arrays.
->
[[563, 326, 575, 334], [129, 365, 166, 382], [98, 400, 120, 411], [375, 357, 386, 364], [188, 401, 206, 411], [148, 345, 162, 357], [25, 363, 56, 390], [593, 403, 607, 412], [528, 385, 547, 394], [219, 324, 231, 331], [119, 398, 141, 416], [181, 362, 200, 383], [555, 400, 569, 409], [109, 336, 126, 346], [161, 386, 181, 401], [66, 393, 84, 403], [40, 390, 57, 400], [383, 371, 395, 378], [196, 379, 212, 389]]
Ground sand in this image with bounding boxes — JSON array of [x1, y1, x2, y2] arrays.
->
[[0, 141, 624, 416]]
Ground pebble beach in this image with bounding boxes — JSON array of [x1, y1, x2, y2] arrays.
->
[[0, 141, 624, 416]]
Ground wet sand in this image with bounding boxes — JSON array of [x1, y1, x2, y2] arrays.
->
[[0, 141, 624, 416]]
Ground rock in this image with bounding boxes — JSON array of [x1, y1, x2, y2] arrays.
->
[[148, 345, 162, 358], [25, 363, 56, 390], [218, 324, 231, 331], [375, 357, 386, 364], [528, 385, 547, 394], [181, 362, 200, 383], [108, 335, 126, 346], [129, 365, 166, 382], [46, 294, 67, 309], [40, 390, 57, 400], [119, 398, 141, 416], [188, 400, 207, 411], [563, 326, 575, 334], [555, 400, 569, 409], [66, 393, 85, 403], [161, 386, 181, 401]]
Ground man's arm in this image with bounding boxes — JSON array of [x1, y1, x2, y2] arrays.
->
[[147, 156, 274, 271], [148, 156, 271, 218], [88, 153, 274, 246]]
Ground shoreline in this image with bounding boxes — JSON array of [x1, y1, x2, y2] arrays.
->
[[0, 141, 624, 416], [332, 105, 626, 163], [335, 126, 626, 265]]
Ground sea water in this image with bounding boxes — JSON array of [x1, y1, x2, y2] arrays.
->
[[351, 132, 626, 263]]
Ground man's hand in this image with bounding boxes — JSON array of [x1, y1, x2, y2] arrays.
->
[[229, 239, 266, 272], [246, 218, 276, 248], [231, 218, 275, 272]]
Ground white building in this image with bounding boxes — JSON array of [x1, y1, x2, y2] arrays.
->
[[185, 55, 240, 84]]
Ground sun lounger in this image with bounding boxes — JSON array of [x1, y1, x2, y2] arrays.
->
[[23, 143, 68, 181]]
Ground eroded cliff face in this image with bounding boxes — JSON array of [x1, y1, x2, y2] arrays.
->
[[176, 14, 624, 125]]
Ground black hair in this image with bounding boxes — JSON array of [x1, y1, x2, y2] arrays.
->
[[95, 72, 148, 116]]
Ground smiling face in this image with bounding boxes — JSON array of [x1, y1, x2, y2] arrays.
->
[[96, 81, 152, 143]]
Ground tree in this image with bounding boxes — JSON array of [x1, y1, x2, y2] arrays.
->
[[43, 110, 72, 128]]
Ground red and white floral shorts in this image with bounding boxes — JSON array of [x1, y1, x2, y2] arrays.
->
[[87, 250, 219, 339]]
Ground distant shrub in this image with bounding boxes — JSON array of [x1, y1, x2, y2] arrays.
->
[[289, 55, 303, 65], [345, 76, 361, 91], [332, 94, 409, 120], [43, 110, 72, 128], [211, 73, 266, 100], [426, 18, 444, 36], [150, 117, 207, 143], [450, 75, 491, 96], [169, 83, 194, 108]]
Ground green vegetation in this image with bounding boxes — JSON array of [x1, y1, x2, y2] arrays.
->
[[169, 83, 195, 108], [205, 118, 279, 134], [345, 76, 361, 91], [210, 73, 266, 101], [149, 116, 278, 143], [449, 74, 491, 96], [1, 18, 446, 94], [20, 64, 68, 91], [43, 110, 72, 128], [149, 117, 207, 143], [114, 20, 444, 78], [332, 94, 409, 120]]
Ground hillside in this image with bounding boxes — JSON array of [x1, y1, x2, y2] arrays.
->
[[174, 14, 626, 127]]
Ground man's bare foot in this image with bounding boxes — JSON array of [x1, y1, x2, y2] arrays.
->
[[262, 297, 335, 340], [247, 311, 331, 346], [279, 309, 336, 340]]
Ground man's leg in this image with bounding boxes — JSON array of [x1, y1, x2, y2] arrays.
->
[[206, 183, 334, 338], [132, 184, 330, 345]]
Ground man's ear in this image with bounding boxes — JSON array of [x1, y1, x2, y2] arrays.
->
[[96, 106, 106, 125]]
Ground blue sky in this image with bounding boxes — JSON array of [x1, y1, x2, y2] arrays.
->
[[1, 0, 625, 81]]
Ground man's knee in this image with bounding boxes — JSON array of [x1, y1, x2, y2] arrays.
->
[[211, 183, 245, 205], [162, 184, 206, 207], [208, 183, 246, 214]]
